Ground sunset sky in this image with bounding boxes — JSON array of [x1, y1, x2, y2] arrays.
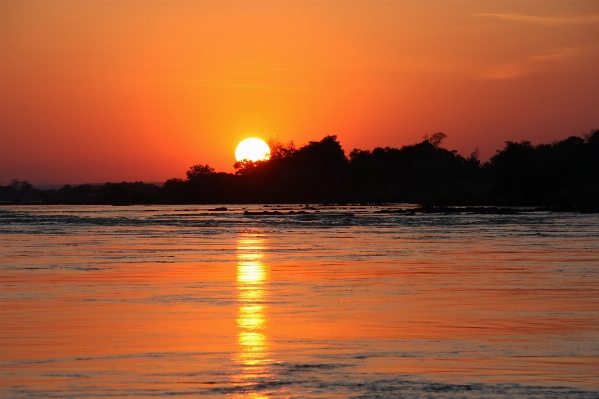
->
[[2, 1, 598, 185]]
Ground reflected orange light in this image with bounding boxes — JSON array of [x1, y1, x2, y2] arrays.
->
[[238, 305, 265, 330], [234, 234, 271, 393], [237, 261, 266, 284]]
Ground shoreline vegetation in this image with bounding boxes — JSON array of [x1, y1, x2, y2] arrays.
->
[[2, 131, 598, 210]]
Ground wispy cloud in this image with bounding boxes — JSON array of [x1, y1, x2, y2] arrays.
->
[[527, 48, 580, 62], [484, 62, 535, 80], [482, 47, 586, 80], [475, 12, 599, 26]]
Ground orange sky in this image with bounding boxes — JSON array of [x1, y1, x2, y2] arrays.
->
[[1, 1, 598, 185]]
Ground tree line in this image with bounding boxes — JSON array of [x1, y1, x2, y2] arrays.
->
[[2, 130, 598, 207]]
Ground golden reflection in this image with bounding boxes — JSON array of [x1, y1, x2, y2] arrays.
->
[[235, 234, 271, 394]]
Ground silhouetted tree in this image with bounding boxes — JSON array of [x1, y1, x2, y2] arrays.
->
[[424, 132, 447, 148], [163, 178, 186, 203], [293, 135, 347, 170], [10, 179, 33, 191], [0, 179, 40, 202], [233, 160, 263, 175], [267, 137, 296, 160], [467, 147, 482, 168], [485, 133, 599, 206], [186, 164, 215, 179], [20, 129, 599, 207]]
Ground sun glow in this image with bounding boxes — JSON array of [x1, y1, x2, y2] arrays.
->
[[235, 138, 271, 162]]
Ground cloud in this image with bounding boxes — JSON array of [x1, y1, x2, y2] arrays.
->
[[527, 48, 580, 62], [482, 47, 585, 80], [484, 62, 536, 80], [475, 12, 599, 26]]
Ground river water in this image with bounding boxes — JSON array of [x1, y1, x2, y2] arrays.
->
[[1, 205, 598, 398]]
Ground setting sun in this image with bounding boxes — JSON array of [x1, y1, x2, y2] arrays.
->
[[235, 138, 271, 162], [0, 1, 597, 397]]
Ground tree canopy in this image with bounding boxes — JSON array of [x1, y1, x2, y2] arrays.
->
[[3, 130, 598, 207]]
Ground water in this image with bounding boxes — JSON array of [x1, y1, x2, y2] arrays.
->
[[1, 205, 598, 398]]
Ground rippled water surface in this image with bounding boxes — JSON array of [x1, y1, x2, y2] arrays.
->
[[1, 205, 598, 398]]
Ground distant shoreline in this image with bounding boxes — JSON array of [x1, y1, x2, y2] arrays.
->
[[3, 132, 598, 208], [1, 202, 597, 214]]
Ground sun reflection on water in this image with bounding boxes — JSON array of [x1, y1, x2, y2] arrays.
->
[[235, 234, 271, 396]]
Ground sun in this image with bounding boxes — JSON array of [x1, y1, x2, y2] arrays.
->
[[235, 138, 271, 162]]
